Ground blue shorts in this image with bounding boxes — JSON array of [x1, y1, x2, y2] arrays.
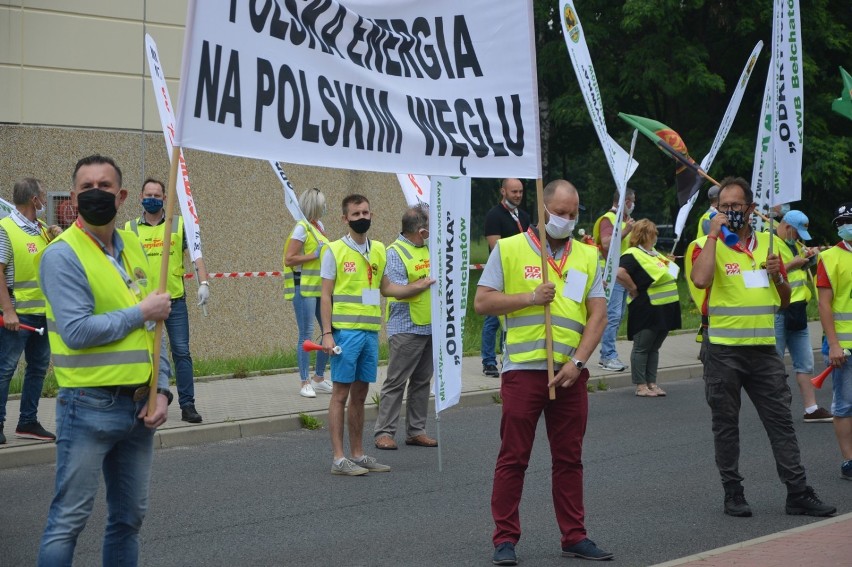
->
[[774, 313, 814, 374], [829, 358, 852, 418], [330, 329, 379, 383]]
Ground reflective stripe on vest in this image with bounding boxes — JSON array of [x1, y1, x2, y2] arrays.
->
[[283, 220, 328, 300], [126, 216, 185, 299], [329, 239, 386, 331], [623, 247, 679, 306], [819, 246, 852, 348], [0, 216, 49, 314], [500, 233, 597, 364], [43, 226, 154, 387], [702, 232, 780, 346], [385, 239, 431, 325]]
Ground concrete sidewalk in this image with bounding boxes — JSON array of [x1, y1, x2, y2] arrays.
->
[[0, 323, 716, 469]]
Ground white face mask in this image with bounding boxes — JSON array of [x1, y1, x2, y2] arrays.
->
[[544, 208, 576, 239], [34, 198, 46, 217]]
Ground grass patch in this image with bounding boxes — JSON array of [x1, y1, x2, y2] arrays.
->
[[596, 379, 609, 391], [298, 412, 323, 430], [371, 392, 381, 407], [492, 392, 502, 404]]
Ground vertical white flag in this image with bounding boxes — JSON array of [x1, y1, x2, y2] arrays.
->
[[144, 34, 204, 261], [430, 176, 470, 413], [270, 161, 306, 223], [397, 174, 431, 207], [752, 62, 776, 229]]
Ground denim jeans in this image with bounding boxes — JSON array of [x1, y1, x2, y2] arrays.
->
[[38, 388, 155, 567], [774, 312, 814, 374], [481, 315, 501, 367], [293, 284, 328, 382], [164, 297, 195, 408], [0, 313, 50, 426], [599, 282, 627, 360]]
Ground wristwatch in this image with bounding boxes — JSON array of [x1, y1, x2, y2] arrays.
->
[[573, 359, 585, 370], [156, 388, 174, 405]]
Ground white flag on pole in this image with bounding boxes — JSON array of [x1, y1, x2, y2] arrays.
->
[[430, 176, 470, 413], [144, 34, 204, 261], [397, 174, 431, 207]]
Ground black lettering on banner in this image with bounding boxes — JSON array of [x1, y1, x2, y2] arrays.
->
[[498, 94, 524, 156], [412, 17, 441, 80], [355, 87, 375, 149], [195, 41, 242, 127], [365, 89, 402, 153], [477, 98, 507, 156], [333, 80, 364, 149], [444, 213, 456, 355], [248, 0, 274, 33], [390, 20, 422, 78], [298, 69, 320, 142], [300, 0, 334, 54], [347, 15, 367, 67], [454, 99, 489, 158], [254, 58, 276, 131], [317, 75, 341, 144], [374, 20, 402, 76], [433, 17, 455, 79], [453, 15, 483, 78], [277, 64, 300, 138], [320, 4, 347, 59], [407, 96, 448, 156], [362, 20, 383, 72]]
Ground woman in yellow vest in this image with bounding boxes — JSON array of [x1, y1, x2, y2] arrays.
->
[[616, 220, 682, 397], [284, 188, 332, 398]]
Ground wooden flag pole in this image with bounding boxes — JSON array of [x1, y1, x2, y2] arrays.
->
[[534, 178, 556, 400], [147, 145, 181, 416]]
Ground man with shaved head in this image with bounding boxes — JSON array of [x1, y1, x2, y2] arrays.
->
[[476, 180, 611, 564]]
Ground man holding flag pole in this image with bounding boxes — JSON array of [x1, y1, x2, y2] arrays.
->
[[476, 180, 610, 564]]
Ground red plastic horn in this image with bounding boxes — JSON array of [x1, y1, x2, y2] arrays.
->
[[302, 340, 341, 355], [0, 315, 44, 335], [811, 365, 833, 389]]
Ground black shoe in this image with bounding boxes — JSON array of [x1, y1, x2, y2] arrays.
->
[[181, 404, 203, 423], [15, 421, 56, 441], [492, 542, 517, 566], [561, 538, 614, 561], [483, 364, 500, 377], [0, 424, 5, 444], [786, 486, 836, 517], [723, 484, 752, 517]]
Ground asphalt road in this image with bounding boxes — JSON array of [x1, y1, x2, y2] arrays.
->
[[1, 377, 846, 566]]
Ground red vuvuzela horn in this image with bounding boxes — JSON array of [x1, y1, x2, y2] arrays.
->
[[302, 340, 342, 355], [811, 365, 834, 389]]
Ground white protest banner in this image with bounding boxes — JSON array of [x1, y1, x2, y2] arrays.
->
[[175, 0, 540, 179], [397, 174, 430, 207], [752, 62, 776, 230], [601, 131, 638, 301], [673, 41, 763, 244], [145, 34, 204, 261], [771, 0, 803, 204], [430, 176, 470, 413]]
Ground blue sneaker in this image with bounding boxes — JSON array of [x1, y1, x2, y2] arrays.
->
[[492, 542, 517, 566], [561, 538, 614, 561], [841, 460, 852, 481]]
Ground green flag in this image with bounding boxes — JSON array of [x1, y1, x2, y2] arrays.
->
[[832, 66, 852, 122], [618, 113, 702, 206]]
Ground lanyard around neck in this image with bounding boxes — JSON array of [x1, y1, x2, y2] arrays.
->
[[527, 228, 572, 279], [345, 235, 374, 287]]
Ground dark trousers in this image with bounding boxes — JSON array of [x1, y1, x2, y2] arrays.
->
[[491, 369, 588, 548], [702, 343, 807, 492]]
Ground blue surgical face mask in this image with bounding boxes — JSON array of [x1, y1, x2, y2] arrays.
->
[[142, 197, 163, 214], [779, 203, 791, 216], [839, 224, 852, 242]]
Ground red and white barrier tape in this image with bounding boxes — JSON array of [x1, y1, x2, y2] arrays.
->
[[183, 265, 486, 279]]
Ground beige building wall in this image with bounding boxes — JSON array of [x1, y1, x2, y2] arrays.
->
[[0, 2, 408, 363]]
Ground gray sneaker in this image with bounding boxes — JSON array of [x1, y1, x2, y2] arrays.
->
[[352, 455, 391, 472], [598, 358, 627, 372], [331, 458, 369, 476]]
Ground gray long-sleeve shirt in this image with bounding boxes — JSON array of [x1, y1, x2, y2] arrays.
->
[[39, 229, 170, 388]]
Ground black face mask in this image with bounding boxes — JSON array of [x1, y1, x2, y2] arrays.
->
[[349, 218, 371, 235], [77, 189, 118, 226]]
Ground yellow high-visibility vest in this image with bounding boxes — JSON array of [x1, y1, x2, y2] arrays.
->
[[386, 238, 431, 325], [283, 220, 328, 300], [0, 216, 50, 314], [819, 245, 852, 348], [328, 239, 386, 331], [622, 247, 679, 306], [126, 215, 185, 299], [778, 239, 813, 304]]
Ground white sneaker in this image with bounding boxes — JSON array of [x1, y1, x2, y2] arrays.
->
[[311, 379, 333, 393], [299, 383, 316, 398], [598, 358, 627, 372]]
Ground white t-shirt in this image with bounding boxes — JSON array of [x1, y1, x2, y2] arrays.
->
[[291, 220, 325, 243]]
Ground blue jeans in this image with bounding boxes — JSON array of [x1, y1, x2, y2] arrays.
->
[[599, 282, 627, 360], [38, 388, 155, 567], [481, 315, 500, 366], [293, 284, 328, 382], [774, 312, 814, 374], [0, 313, 50, 426], [164, 297, 195, 408]]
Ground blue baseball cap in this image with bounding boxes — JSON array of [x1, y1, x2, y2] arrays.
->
[[782, 210, 811, 241]]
